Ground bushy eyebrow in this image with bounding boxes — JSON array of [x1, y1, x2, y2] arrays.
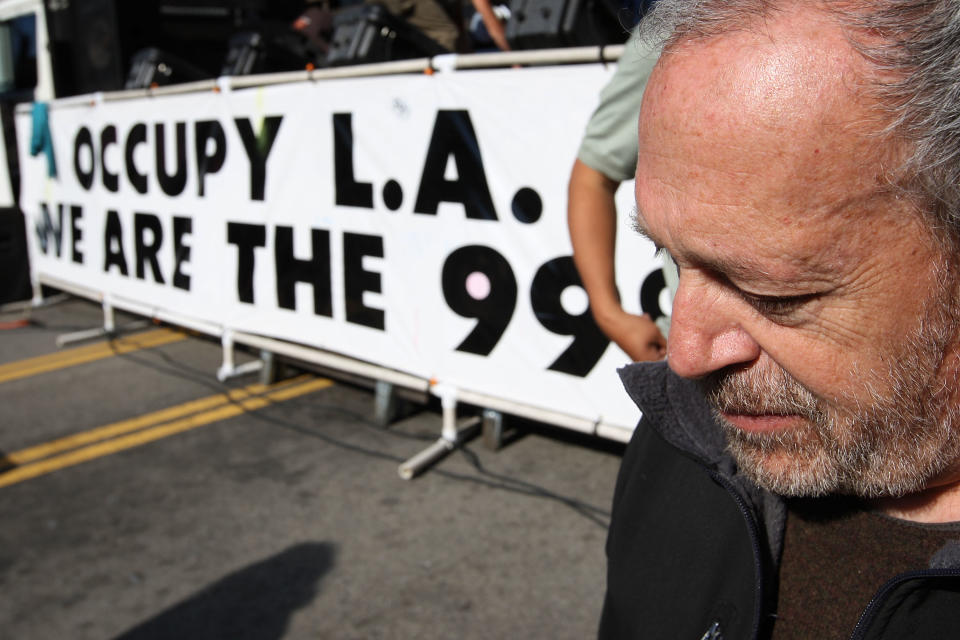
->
[[631, 207, 658, 246], [631, 205, 780, 285]]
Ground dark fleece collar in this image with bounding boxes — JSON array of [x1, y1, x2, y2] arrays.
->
[[618, 360, 784, 568], [616, 360, 960, 571]]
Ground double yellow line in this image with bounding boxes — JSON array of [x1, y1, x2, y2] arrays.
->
[[0, 328, 187, 384], [0, 374, 333, 489]]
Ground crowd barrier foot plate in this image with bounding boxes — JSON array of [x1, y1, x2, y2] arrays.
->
[[55, 319, 151, 348], [398, 416, 480, 480]]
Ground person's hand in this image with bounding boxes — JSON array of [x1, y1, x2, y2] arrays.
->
[[566, 159, 667, 362], [597, 309, 666, 362]]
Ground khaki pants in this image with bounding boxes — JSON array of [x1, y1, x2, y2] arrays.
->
[[374, 0, 460, 51]]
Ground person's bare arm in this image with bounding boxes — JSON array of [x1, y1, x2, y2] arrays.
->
[[568, 158, 666, 361], [470, 0, 511, 51]]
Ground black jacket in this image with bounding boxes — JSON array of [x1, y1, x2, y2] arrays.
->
[[599, 361, 960, 640]]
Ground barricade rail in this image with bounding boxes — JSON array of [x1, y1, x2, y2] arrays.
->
[[17, 44, 627, 112], [18, 41, 651, 457]]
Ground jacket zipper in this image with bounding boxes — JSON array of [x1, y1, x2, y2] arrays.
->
[[709, 470, 766, 640], [848, 567, 960, 640]]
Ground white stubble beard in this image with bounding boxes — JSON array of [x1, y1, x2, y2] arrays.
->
[[704, 270, 960, 498]]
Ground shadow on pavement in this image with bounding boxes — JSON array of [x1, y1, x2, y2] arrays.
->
[[0, 450, 13, 472], [113, 542, 336, 640]]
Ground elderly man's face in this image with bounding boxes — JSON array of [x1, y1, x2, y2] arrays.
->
[[635, 9, 960, 498]]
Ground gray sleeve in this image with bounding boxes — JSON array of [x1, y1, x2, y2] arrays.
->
[[576, 31, 661, 182]]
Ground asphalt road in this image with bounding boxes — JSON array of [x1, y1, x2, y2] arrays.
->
[[0, 296, 625, 639]]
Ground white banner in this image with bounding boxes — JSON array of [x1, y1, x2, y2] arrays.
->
[[17, 64, 667, 432]]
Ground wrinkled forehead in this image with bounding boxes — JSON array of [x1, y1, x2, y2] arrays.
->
[[644, 8, 873, 154], [631, 6, 940, 276], [636, 7, 899, 225]]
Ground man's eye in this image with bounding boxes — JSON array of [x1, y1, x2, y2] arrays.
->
[[740, 291, 818, 318]]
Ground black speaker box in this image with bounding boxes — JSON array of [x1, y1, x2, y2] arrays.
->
[[45, 0, 126, 95], [44, 0, 163, 95], [125, 48, 211, 89], [0, 208, 32, 305], [220, 31, 310, 76], [325, 3, 447, 67], [223, 32, 267, 76], [505, 0, 628, 49], [43, 0, 308, 96]]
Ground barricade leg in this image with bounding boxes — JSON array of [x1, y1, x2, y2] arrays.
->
[[482, 408, 505, 451], [217, 329, 265, 381], [398, 385, 480, 479], [55, 297, 148, 347], [0, 292, 68, 314], [31, 278, 42, 307], [374, 380, 398, 427], [258, 349, 280, 385]]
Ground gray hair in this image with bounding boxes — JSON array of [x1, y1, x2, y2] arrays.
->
[[640, 0, 960, 247]]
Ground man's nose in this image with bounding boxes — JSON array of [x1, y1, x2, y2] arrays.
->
[[666, 275, 761, 378]]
